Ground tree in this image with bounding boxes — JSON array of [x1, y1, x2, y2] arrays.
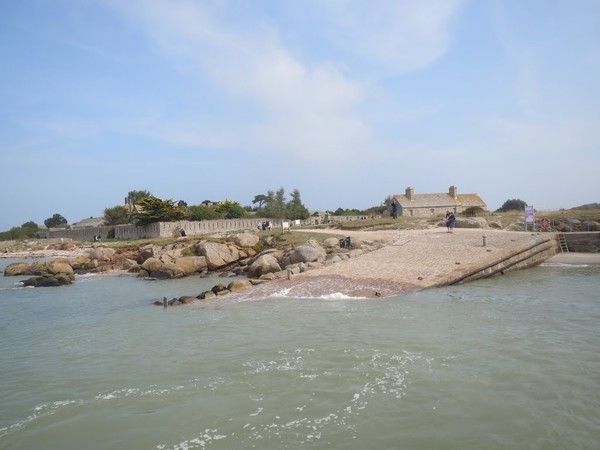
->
[[127, 190, 152, 204], [104, 205, 130, 226], [44, 213, 68, 229], [285, 188, 310, 220], [496, 199, 527, 212], [21, 221, 39, 230], [189, 205, 220, 221], [215, 200, 249, 219], [131, 196, 188, 225], [252, 194, 268, 209]]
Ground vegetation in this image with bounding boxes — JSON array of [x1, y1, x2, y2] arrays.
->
[[189, 205, 220, 221], [461, 206, 487, 217], [571, 203, 600, 211], [131, 196, 188, 226], [214, 200, 249, 219], [0, 222, 40, 241], [332, 196, 391, 216], [496, 199, 527, 212], [44, 213, 68, 229], [103, 205, 130, 226], [252, 187, 310, 220], [127, 190, 152, 204]]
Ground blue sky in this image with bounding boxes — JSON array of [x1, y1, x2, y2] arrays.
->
[[1, 0, 599, 230]]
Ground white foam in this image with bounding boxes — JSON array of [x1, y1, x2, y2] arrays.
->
[[541, 262, 589, 268]]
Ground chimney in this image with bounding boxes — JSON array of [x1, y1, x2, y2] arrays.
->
[[449, 185, 458, 199], [405, 187, 414, 200]]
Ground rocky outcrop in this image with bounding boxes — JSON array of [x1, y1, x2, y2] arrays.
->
[[234, 232, 260, 248], [198, 242, 240, 270], [4, 262, 32, 276], [247, 254, 282, 278], [22, 273, 73, 287]]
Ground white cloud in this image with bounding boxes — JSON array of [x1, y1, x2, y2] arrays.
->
[[315, 0, 464, 74], [104, 0, 461, 164]]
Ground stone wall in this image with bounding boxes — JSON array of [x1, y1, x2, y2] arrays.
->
[[562, 232, 600, 253], [45, 214, 385, 241], [46, 219, 287, 241]]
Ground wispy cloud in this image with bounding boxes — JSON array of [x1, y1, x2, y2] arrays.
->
[[104, 0, 462, 165]]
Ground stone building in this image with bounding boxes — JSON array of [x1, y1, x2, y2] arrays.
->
[[392, 186, 486, 218]]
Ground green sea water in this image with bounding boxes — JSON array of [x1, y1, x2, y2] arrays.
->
[[0, 258, 599, 449]]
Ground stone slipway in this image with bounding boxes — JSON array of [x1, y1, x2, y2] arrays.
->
[[236, 228, 559, 299]]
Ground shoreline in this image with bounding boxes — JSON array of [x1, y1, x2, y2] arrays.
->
[[543, 253, 600, 265], [3, 230, 598, 300]]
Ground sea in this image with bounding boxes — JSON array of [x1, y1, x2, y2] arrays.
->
[[0, 258, 598, 450]]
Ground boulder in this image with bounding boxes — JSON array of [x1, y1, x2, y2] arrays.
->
[[150, 262, 185, 279], [288, 244, 325, 264], [323, 237, 341, 249], [138, 244, 156, 263], [234, 232, 260, 248], [46, 261, 74, 276], [247, 254, 282, 278], [88, 247, 116, 261], [455, 217, 489, 229], [198, 242, 240, 270], [4, 262, 32, 276], [211, 283, 228, 294], [30, 260, 49, 275], [120, 258, 138, 271], [198, 290, 217, 300], [325, 254, 342, 264], [141, 257, 163, 273], [174, 256, 208, 275], [21, 274, 72, 287], [227, 279, 253, 291]]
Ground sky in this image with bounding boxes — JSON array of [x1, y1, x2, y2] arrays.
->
[[1, 0, 599, 230]]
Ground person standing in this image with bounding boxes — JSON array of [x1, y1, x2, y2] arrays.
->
[[445, 210, 456, 233], [391, 198, 400, 219]]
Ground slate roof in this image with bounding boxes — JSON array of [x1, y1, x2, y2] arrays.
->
[[71, 217, 106, 228], [394, 193, 486, 209]]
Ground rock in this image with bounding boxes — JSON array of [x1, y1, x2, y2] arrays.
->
[[247, 254, 282, 278], [138, 244, 156, 263], [455, 217, 489, 229], [30, 260, 49, 275], [227, 279, 253, 291], [120, 258, 138, 271], [46, 261, 74, 276], [4, 262, 32, 276], [323, 237, 340, 249], [21, 274, 72, 287], [289, 244, 325, 264], [211, 283, 228, 294], [141, 257, 163, 273], [88, 247, 116, 261], [325, 254, 342, 264], [198, 242, 240, 270], [198, 290, 217, 300], [234, 232, 260, 248], [259, 272, 276, 280], [150, 262, 185, 279], [174, 256, 208, 275]]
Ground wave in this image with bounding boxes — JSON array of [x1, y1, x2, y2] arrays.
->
[[541, 262, 589, 268]]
